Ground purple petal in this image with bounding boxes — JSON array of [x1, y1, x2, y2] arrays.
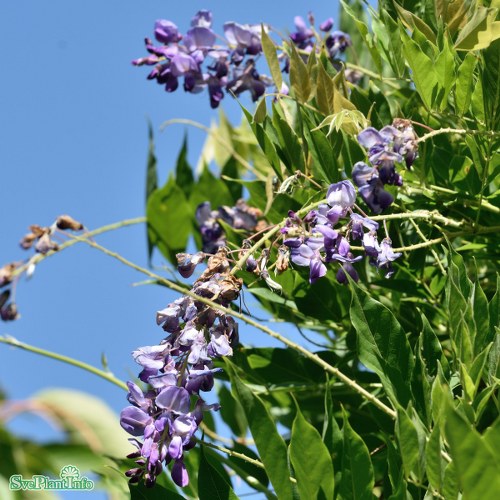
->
[[156, 386, 190, 414], [309, 258, 327, 283], [357, 127, 384, 150], [120, 406, 152, 436], [171, 460, 189, 487]]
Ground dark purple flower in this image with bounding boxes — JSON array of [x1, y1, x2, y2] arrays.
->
[[319, 18, 334, 32], [290, 16, 314, 47], [326, 31, 351, 57], [336, 263, 359, 284], [171, 459, 189, 487], [176, 252, 206, 279], [352, 162, 394, 214]]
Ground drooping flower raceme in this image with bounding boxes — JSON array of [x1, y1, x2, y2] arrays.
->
[[133, 11, 351, 107], [121, 249, 242, 488]]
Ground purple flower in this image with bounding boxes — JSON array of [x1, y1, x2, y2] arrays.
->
[[191, 10, 212, 28], [326, 180, 357, 218], [336, 263, 359, 284], [154, 20, 182, 44], [227, 60, 266, 101], [377, 238, 401, 277], [224, 22, 262, 57], [176, 252, 206, 279], [326, 31, 351, 57], [287, 236, 327, 284], [290, 16, 314, 48], [171, 459, 189, 487], [319, 18, 334, 32], [120, 406, 153, 436], [352, 162, 394, 214]]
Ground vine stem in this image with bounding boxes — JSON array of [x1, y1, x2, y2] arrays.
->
[[11, 217, 146, 279], [416, 127, 500, 143], [64, 232, 397, 420], [0, 335, 128, 391], [160, 118, 266, 181]]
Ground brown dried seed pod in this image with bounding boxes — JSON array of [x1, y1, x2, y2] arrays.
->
[[0, 263, 17, 287], [19, 233, 38, 250], [56, 215, 84, 231]]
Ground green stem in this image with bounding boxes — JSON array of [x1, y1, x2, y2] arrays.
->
[[67, 234, 397, 419], [12, 217, 146, 279], [392, 225, 500, 252], [0, 335, 128, 391], [416, 127, 500, 143], [370, 210, 464, 228]]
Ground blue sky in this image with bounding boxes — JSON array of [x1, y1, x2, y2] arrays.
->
[[0, 1, 341, 496]]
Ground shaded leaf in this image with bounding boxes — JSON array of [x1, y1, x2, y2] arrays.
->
[[198, 446, 238, 500], [339, 410, 374, 500], [261, 25, 282, 91], [226, 361, 293, 499], [289, 403, 334, 500], [350, 286, 414, 407]]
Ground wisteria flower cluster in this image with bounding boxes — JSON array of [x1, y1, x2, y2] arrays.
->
[[352, 119, 418, 214], [133, 10, 351, 108], [120, 248, 242, 488], [282, 180, 401, 283], [196, 199, 264, 254]]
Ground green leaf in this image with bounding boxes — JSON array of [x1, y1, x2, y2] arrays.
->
[[226, 361, 293, 499], [454, 6, 500, 51], [289, 403, 334, 500], [455, 53, 477, 116], [340, 0, 383, 72], [350, 285, 414, 407], [371, 8, 406, 77], [261, 25, 282, 91], [175, 134, 194, 197], [198, 446, 238, 500], [425, 425, 444, 493], [190, 165, 234, 209], [396, 407, 424, 480], [302, 110, 340, 183], [435, 35, 456, 110], [394, 3, 436, 43], [218, 383, 247, 438], [253, 96, 267, 124], [147, 174, 192, 263], [338, 410, 374, 500], [482, 39, 500, 131], [316, 62, 334, 115], [145, 121, 158, 263], [130, 481, 184, 500], [445, 406, 500, 498], [400, 26, 439, 110], [435, 0, 468, 35], [225, 443, 270, 490], [289, 42, 311, 103]]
